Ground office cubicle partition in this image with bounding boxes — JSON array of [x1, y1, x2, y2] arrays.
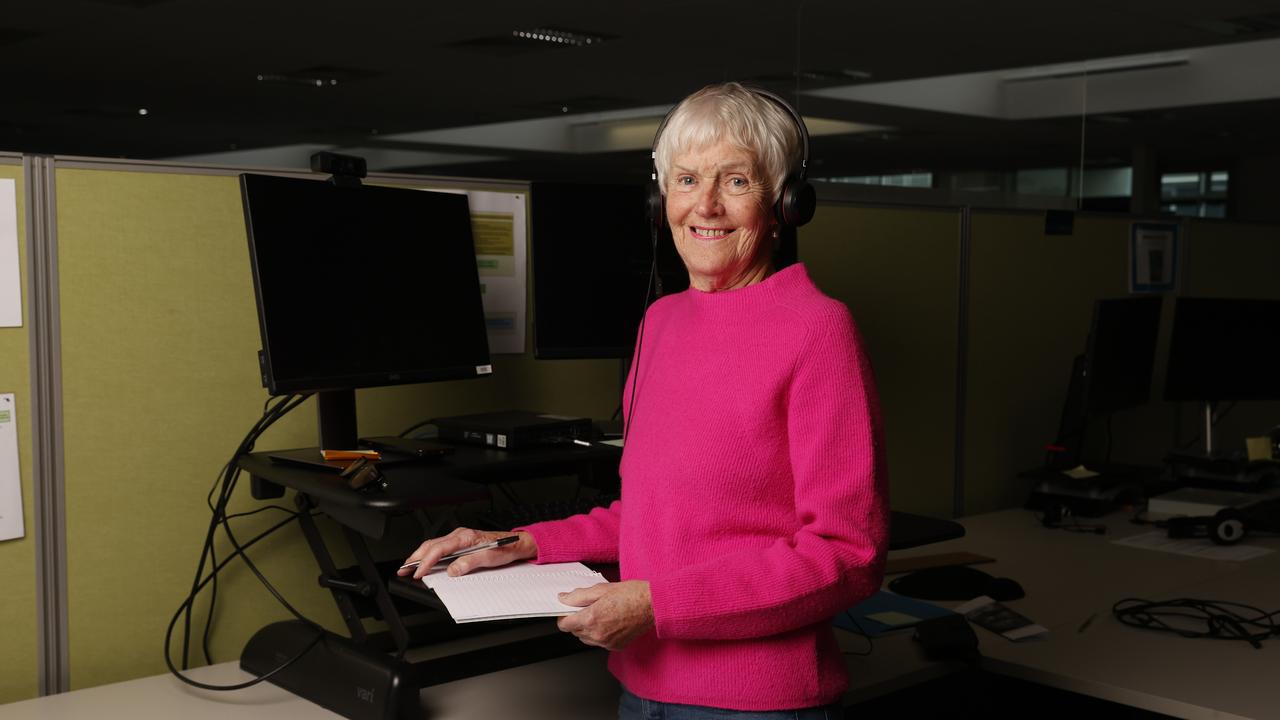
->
[[963, 212, 1145, 513], [0, 157, 39, 704], [801, 204, 961, 520]]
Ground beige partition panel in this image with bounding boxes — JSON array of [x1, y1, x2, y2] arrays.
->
[[801, 204, 960, 518], [965, 213, 1280, 514], [0, 162, 38, 703], [964, 213, 1142, 514], [52, 167, 619, 690]]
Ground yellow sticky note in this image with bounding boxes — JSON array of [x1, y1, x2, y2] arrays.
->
[[1245, 436, 1271, 462]]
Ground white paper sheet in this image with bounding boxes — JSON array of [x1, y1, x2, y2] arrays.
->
[[466, 191, 527, 355], [423, 188, 527, 354], [0, 393, 25, 541], [423, 561, 606, 623], [0, 179, 21, 327], [1112, 531, 1273, 561]]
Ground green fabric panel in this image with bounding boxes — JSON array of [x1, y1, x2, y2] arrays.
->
[[53, 168, 619, 690], [965, 214, 1280, 514], [965, 213, 1185, 514], [801, 205, 960, 518], [964, 213, 1136, 513], [1182, 219, 1280, 298], [0, 163, 38, 703]]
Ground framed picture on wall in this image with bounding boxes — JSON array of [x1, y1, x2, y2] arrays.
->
[[1129, 221, 1180, 293]]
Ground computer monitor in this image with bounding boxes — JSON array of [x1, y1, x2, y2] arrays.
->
[[1084, 296, 1164, 413], [241, 173, 491, 448], [1164, 298, 1280, 403], [530, 182, 688, 359], [1163, 297, 1280, 456], [1049, 296, 1162, 468]]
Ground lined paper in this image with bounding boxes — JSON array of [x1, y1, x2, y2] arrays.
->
[[423, 562, 607, 623]]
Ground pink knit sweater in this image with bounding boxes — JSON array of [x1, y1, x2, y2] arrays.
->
[[522, 264, 888, 710]]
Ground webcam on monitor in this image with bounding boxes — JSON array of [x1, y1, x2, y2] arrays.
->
[[310, 151, 367, 185]]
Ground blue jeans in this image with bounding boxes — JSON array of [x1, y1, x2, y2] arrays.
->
[[618, 688, 843, 720]]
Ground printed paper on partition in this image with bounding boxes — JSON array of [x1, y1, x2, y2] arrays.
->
[[0, 180, 21, 327], [0, 394, 24, 542]]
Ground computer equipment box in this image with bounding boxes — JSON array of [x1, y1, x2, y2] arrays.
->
[[434, 410, 593, 450]]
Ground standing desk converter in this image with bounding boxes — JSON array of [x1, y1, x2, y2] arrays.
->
[[236, 442, 624, 720]]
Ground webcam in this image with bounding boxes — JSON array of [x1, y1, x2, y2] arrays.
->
[[310, 151, 367, 187]]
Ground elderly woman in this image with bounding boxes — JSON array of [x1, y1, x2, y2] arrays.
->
[[399, 82, 888, 719]]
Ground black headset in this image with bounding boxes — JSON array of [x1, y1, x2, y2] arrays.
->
[[645, 87, 816, 233]]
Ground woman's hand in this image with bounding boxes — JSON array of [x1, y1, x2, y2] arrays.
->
[[398, 527, 538, 580], [556, 580, 654, 651]]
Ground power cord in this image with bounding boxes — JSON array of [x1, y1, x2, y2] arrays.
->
[[1113, 598, 1280, 649], [398, 417, 438, 439], [1031, 506, 1107, 535], [183, 393, 309, 669], [838, 610, 874, 657], [164, 511, 324, 690], [165, 392, 329, 691], [622, 225, 660, 447]]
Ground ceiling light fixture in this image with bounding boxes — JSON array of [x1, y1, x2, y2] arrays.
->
[[1001, 54, 1189, 82], [257, 73, 341, 88], [511, 27, 605, 47]]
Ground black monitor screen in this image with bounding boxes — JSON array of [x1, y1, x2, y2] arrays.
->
[[1164, 298, 1280, 402], [530, 182, 688, 359], [1085, 297, 1162, 412], [241, 174, 491, 394]]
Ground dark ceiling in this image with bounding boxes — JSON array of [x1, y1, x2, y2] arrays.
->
[[5, 0, 1280, 184]]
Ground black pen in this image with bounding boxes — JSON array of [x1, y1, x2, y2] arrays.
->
[[1077, 613, 1098, 634], [398, 535, 519, 571]]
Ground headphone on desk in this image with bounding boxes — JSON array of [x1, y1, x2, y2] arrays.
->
[[645, 87, 817, 233], [1166, 509, 1249, 545]]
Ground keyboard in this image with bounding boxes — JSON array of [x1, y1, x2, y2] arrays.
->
[[479, 492, 619, 530]]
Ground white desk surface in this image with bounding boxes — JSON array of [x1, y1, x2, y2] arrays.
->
[[3, 508, 1277, 720], [886, 508, 1280, 720]]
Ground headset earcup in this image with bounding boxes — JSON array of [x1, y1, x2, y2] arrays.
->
[[776, 179, 816, 228], [1209, 508, 1248, 545], [646, 182, 665, 232]]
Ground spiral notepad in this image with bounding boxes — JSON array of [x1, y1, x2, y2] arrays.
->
[[422, 562, 608, 623]]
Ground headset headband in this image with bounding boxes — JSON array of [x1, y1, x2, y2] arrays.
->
[[649, 87, 810, 184]]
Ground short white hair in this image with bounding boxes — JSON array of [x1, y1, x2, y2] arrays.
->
[[653, 82, 803, 205]]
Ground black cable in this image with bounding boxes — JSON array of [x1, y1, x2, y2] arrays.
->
[[839, 610, 874, 657], [175, 393, 314, 683], [165, 511, 326, 691], [1113, 598, 1280, 649], [399, 417, 437, 439], [1104, 413, 1114, 464], [622, 226, 660, 447], [1030, 507, 1105, 535], [198, 504, 299, 665], [183, 393, 305, 669]]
